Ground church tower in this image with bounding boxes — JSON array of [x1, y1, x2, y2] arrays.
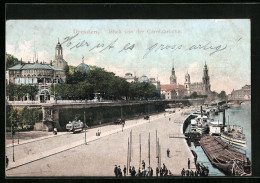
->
[[202, 62, 211, 94], [52, 38, 68, 70], [170, 62, 177, 84], [184, 71, 191, 96], [55, 38, 63, 60]]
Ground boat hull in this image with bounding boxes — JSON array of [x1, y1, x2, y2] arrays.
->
[[200, 135, 251, 176], [220, 134, 246, 147]]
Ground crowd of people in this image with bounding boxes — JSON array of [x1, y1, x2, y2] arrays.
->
[[114, 161, 175, 177], [181, 162, 209, 177]]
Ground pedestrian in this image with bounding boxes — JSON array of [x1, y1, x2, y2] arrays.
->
[[181, 168, 185, 176], [160, 167, 163, 177], [190, 170, 194, 177], [117, 165, 122, 177], [6, 156, 9, 168], [165, 168, 168, 176], [194, 170, 198, 177], [123, 165, 126, 176], [114, 165, 118, 177], [196, 163, 200, 170], [163, 163, 166, 173], [132, 166, 136, 177], [186, 170, 190, 177], [150, 167, 153, 177], [167, 148, 170, 157], [138, 167, 141, 177], [194, 156, 197, 165], [129, 166, 132, 174], [156, 167, 159, 177], [169, 117, 171, 121], [188, 158, 190, 169], [142, 160, 146, 170]]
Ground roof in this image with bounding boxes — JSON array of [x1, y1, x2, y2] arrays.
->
[[76, 63, 91, 73], [8, 63, 64, 71], [138, 75, 149, 82], [161, 84, 186, 91]]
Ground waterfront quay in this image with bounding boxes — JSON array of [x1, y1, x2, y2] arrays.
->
[[6, 107, 197, 177]]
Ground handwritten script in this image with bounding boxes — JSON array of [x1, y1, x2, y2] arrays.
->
[[61, 33, 229, 59]]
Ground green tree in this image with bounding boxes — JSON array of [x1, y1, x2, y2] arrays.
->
[[217, 91, 227, 100], [190, 92, 198, 99], [9, 108, 19, 130], [6, 53, 20, 69]]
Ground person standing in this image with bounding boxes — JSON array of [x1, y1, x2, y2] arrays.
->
[[188, 158, 190, 169], [118, 166, 122, 177], [156, 167, 159, 177], [160, 168, 163, 177], [6, 156, 9, 168], [150, 167, 153, 177], [142, 160, 146, 170], [123, 165, 126, 177], [181, 168, 185, 176], [167, 148, 170, 157], [190, 170, 194, 177], [114, 165, 118, 177]]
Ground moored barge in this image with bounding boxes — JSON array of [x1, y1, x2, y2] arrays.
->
[[200, 135, 251, 176]]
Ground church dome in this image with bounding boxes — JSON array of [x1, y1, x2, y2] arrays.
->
[[76, 63, 91, 73], [139, 75, 149, 83]]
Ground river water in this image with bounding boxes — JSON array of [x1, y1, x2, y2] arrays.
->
[[186, 103, 251, 176]]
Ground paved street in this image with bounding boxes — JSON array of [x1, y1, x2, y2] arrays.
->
[[6, 107, 197, 177]]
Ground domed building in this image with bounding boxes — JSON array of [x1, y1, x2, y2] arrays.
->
[[138, 75, 149, 83], [76, 57, 91, 73]]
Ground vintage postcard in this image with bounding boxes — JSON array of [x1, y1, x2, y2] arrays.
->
[[5, 19, 251, 177]]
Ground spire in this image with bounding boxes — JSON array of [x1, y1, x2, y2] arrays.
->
[[82, 56, 84, 64], [58, 37, 60, 44]]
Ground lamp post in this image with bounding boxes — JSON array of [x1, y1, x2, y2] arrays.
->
[[17, 127, 19, 144], [11, 125, 15, 162], [84, 111, 87, 145]]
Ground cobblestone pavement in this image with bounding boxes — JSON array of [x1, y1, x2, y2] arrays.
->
[[6, 107, 197, 177]]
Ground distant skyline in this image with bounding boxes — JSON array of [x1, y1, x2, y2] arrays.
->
[[6, 19, 250, 94]]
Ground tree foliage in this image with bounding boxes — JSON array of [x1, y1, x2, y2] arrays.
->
[[6, 83, 39, 101], [53, 67, 159, 100], [217, 90, 227, 100], [6, 53, 20, 69]]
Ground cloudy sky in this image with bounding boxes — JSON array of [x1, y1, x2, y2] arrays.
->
[[6, 19, 250, 94]]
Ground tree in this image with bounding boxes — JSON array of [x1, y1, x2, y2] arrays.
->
[[217, 91, 227, 100], [190, 92, 198, 99], [9, 108, 19, 130], [6, 53, 20, 69]]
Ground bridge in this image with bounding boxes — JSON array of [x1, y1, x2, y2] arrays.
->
[[227, 99, 251, 105], [8, 99, 205, 131]]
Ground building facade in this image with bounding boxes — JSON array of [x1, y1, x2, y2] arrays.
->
[[186, 63, 211, 96], [6, 41, 67, 103], [124, 73, 137, 83], [52, 40, 68, 70], [228, 85, 251, 100]]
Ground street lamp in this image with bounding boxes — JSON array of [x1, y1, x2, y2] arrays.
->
[[84, 111, 87, 145], [11, 125, 15, 162], [17, 127, 19, 144]]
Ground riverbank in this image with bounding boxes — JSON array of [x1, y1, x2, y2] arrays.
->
[[6, 107, 197, 176]]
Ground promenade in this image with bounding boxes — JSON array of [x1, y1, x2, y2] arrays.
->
[[6, 107, 197, 177]]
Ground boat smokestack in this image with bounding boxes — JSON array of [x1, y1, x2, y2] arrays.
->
[[200, 106, 203, 117], [223, 109, 226, 126]]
